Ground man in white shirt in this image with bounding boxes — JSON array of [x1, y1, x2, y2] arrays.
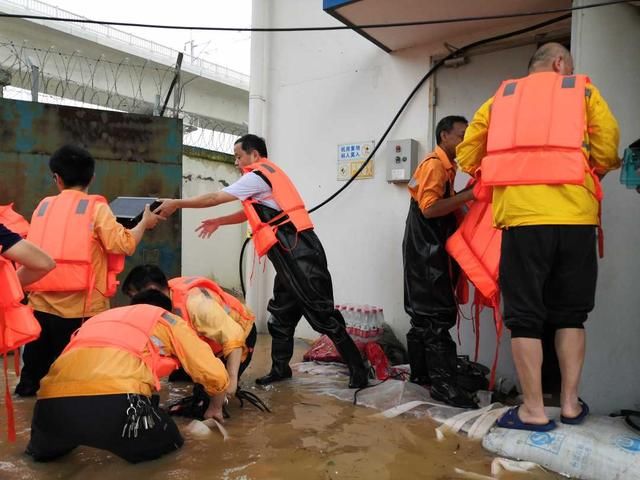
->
[[155, 134, 368, 389]]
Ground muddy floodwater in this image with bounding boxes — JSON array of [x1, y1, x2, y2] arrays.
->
[[0, 335, 561, 479]]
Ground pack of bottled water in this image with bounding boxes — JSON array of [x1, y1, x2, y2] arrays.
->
[[335, 303, 384, 343]]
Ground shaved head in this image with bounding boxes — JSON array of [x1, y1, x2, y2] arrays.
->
[[528, 42, 574, 75]]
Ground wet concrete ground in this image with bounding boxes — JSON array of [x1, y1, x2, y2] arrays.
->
[[0, 335, 561, 479]]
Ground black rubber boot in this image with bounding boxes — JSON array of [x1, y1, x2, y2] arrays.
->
[[255, 328, 294, 386], [332, 333, 369, 389], [255, 368, 292, 386], [407, 328, 430, 386], [425, 339, 478, 409], [15, 377, 39, 397]]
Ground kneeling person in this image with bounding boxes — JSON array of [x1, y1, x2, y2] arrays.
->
[[122, 265, 256, 396], [27, 290, 228, 464]]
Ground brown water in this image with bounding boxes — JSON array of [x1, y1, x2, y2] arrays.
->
[[0, 336, 561, 479]]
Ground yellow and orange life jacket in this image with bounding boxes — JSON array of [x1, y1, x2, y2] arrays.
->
[[25, 193, 125, 297], [169, 276, 255, 356], [241, 160, 314, 257], [482, 72, 591, 187], [0, 204, 29, 238], [0, 250, 41, 442], [62, 304, 182, 390]]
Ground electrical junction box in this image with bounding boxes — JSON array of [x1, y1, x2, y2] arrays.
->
[[386, 139, 418, 183]]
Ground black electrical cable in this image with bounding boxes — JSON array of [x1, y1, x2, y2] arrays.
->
[[239, 235, 250, 299], [310, 13, 572, 213], [238, 12, 572, 296], [0, 1, 629, 32]]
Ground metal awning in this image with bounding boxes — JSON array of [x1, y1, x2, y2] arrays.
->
[[323, 0, 572, 53]]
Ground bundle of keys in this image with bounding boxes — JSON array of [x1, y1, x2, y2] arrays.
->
[[121, 394, 162, 439]]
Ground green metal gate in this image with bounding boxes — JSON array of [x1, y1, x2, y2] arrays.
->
[[0, 98, 182, 306]]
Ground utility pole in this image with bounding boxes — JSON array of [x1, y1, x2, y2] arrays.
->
[[26, 57, 39, 102], [0, 68, 11, 98]]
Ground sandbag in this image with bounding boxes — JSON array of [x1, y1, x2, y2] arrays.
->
[[483, 414, 640, 480]]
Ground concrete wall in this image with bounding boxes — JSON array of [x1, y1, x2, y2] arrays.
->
[[181, 148, 246, 294], [253, 0, 640, 413], [571, 0, 640, 413]]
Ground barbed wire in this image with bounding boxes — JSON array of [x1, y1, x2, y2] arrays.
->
[[0, 39, 240, 153]]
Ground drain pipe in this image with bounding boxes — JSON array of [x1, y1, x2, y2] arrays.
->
[[245, 0, 271, 333]]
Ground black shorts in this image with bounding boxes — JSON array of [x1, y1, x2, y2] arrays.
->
[[27, 394, 183, 464], [499, 225, 597, 339]]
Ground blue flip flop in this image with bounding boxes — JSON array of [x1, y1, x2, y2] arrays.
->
[[496, 406, 557, 432], [561, 399, 590, 425]]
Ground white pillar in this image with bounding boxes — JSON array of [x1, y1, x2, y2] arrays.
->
[[246, 0, 271, 333]]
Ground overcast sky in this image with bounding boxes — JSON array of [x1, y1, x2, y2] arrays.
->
[[47, 0, 252, 74]]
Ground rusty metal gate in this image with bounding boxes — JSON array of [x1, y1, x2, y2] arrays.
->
[[0, 97, 182, 306]]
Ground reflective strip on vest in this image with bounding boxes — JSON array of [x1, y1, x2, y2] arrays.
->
[[481, 72, 589, 186]]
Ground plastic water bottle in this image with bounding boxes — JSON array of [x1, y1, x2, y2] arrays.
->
[[361, 305, 370, 340], [354, 306, 364, 339], [345, 304, 356, 337], [373, 307, 384, 341]]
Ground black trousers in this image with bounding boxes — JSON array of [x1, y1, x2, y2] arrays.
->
[[265, 225, 355, 368], [402, 201, 459, 382], [239, 323, 258, 378], [27, 394, 183, 464], [500, 225, 597, 338], [19, 311, 83, 387]]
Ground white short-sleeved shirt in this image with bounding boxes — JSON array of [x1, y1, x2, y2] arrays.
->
[[222, 172, 280, 210]]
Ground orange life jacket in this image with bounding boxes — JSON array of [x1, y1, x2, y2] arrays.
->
[[25, 193, 125, 298], [0, 255, 41, 356], [62, 304, 182, 390], [481, 72, 590, 186], [0, 251, 41, 442], [446, 178, 502, 389], [0, 204, 29, 238], [169, 276, 254, 356], [241, 159, 314, 257]]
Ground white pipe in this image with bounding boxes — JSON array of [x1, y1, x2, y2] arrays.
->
[[245, 0, 271, 333]]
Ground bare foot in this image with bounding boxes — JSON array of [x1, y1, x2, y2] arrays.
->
[[561, 399, 582, 419], [517, 404, 550, 425]]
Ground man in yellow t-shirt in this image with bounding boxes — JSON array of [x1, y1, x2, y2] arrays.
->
[[121, 264, 256, 398], [27, 289, 228, 463], [457, 43, 620, 431], [16, 145, 161, 397]]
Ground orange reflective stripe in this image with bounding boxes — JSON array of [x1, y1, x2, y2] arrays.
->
[[482, 72, 589, 186], [241, 159, 314, 257], [0, 204, 29, 238]]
